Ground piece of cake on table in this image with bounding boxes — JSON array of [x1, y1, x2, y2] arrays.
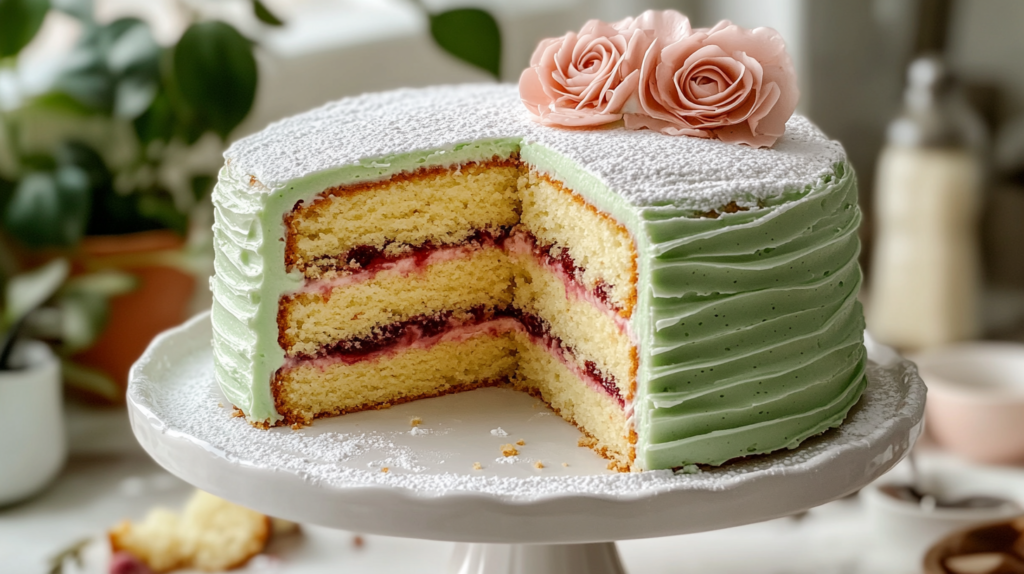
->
[[210, 11, 866, 472]]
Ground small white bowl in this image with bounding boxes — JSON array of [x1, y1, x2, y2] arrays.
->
[[862, 481, 1023, 568], [911, 342, 1024, 465]]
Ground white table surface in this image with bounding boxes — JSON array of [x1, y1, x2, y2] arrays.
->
[[4, 406, 1024, 574]]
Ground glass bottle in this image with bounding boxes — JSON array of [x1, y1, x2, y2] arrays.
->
[[867, 55, 986, 350]]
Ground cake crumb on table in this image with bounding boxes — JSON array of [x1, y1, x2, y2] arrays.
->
[[410, 417, 422, 427], [381, 467, 389, 473], [516, 439, 525, 446], [534, 461, 544, 469], [500, 444, 518, 457], [562, 462, 569, 467], [472, 462, 482, 470], [578, 436, 597, 448]]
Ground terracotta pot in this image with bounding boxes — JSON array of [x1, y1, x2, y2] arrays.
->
[[72, 230, 195, 402]]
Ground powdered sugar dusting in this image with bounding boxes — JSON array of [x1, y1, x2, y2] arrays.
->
[[223, 84, 844, 211], [129, 313, 925, 501]]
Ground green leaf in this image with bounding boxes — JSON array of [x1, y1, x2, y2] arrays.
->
[[54, 33, 113, 112], [58, 289, 107, 353], [191, 174, 214, 203], [55, 140, 111, 192], [253, 0, 283, 26], [5, 258, 69, 328], [5, 172, 63, 246], [63, 269, 136, 298], [53, 18, 160, 118], [173, 22, 257, 140], [136, 194, 186, 235], [0, 0, 50, 58], [133, 89, 174, 145], [429, 8, 501, 79], [61, 360, 120, 400], [27, 91, 98, 116], [53, 163, 90, 241], [4, 160, 91, 248]]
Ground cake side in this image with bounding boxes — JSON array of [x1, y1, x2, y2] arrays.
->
[[636, 163, 866, 468]]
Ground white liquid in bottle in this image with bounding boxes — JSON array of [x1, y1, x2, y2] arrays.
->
[[866, 56, 985, 351], [868, 146, 982, 349]]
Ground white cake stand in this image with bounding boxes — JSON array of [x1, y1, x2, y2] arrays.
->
[[127, 312, 925, 574]]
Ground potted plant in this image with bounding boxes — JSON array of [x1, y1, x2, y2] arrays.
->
[[0, 0, 278, 401]]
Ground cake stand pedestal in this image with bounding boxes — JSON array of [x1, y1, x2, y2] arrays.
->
[[127, 313, 926, 574]]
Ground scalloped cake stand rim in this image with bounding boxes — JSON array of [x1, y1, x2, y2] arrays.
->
[[127, 312, 925, 544]]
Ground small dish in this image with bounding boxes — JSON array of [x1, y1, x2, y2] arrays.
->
[[911, 342, 1024, 464], [863, 480, 1023, 566]]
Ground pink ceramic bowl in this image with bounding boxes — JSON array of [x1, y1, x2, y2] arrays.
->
[[912, 342, 1024, 465]]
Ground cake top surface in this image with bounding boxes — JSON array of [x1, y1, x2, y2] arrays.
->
[[225, 84, 845, 208]]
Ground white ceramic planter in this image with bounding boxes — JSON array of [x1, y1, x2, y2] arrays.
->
[[0, 340, 66, 506]]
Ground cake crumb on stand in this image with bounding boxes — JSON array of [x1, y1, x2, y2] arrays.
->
[[500, 444, 518, 457], [381, 467, 389, 473], [534, 461, 544, 469], [516, 439, 525, 446], [562, 463, 569, 467], [352, 535, 364, 549], [410, 417, 422, 427], [472, 462, 483, 470]]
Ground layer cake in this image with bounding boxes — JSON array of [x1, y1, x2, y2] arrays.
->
[[211, 83, 865, 472]]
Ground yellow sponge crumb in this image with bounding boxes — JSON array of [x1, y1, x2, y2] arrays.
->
[[109, 490, 271, 572]]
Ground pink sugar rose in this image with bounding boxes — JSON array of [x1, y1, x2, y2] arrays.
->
[[624, 19, 799, 147], [519, 19, 652, 127]]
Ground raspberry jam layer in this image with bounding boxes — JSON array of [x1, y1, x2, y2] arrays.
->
[[291, 227, 628, 325], [298, 227, 512, 277], [279, 307, 625, 406]]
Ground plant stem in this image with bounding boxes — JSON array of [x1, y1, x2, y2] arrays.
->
[[0, 316, 24, 370]]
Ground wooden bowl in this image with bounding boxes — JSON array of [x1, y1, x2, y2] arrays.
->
[[924, 516, 1024, 574]]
